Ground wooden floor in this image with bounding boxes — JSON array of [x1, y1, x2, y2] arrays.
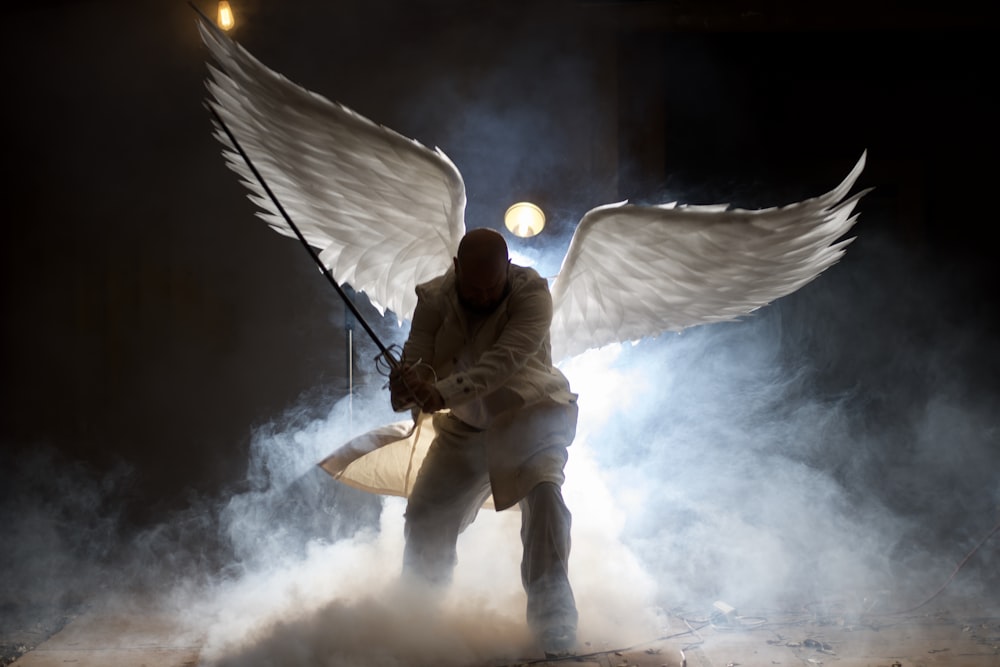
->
[[9, 611, 201, 667], [10, 600, 998, 667]]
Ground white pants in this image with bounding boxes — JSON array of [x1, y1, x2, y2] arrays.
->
[[403, 411, 578, 634]]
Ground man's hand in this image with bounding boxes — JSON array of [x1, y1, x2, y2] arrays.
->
[[389, 363, 445, 413], [388, 363, 417, 411], [414, 383, 445, 413]]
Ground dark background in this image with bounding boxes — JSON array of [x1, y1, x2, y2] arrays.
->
[[1, 0, 997, 630]]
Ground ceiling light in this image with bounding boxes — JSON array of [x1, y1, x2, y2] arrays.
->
[[504, 202, 545, 238], [218, 1, 235, 31]]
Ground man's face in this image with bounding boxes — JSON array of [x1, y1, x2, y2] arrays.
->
[[455, 257, 510, 315]]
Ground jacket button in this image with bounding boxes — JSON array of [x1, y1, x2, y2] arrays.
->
[[456, 377, 463, 384]]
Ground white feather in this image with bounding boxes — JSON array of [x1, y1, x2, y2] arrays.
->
[[549, 153, 869, 362], [197, 19, 466, 322]]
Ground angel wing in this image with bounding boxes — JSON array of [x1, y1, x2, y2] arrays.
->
[[197, 17, 466, 321], [549, 153, 869, 361]]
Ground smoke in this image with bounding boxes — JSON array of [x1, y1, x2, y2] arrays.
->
[[158, 365, 662, 665], [0, 447, 128, 637], [552, 227, 999, 619], [148, 224, 994, 667], [2, 217, 996, 665]]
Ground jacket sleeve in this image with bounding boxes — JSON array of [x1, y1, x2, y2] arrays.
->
[[402, 284, 441, 369], [435, 278, 552, 408]]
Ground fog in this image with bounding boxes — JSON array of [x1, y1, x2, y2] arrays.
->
[[188, 223, 998, 665], [1, 1, 997, 665], [8, 223, 996, 666]]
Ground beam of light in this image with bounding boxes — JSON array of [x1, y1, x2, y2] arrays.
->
[[504, 202, 545, 238], [217, 1, 235, 31]]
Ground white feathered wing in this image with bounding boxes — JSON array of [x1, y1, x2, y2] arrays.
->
[[197, 18, 465, 322], [549, 152, 868, 362]]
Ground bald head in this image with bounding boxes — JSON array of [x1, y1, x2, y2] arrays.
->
[[457, 228, 509, 265], [454, 228, 510, 314]]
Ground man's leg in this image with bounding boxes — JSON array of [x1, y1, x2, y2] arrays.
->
[[403, 414, 491, 586], [520, 480, 578, 655]]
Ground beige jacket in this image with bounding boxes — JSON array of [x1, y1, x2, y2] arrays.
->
[[403, 264, 578, 509]]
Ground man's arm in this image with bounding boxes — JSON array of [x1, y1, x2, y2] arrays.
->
[[435, 278, 552, 409]]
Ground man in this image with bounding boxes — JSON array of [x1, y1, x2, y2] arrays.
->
[[389, 228, 579, 656]]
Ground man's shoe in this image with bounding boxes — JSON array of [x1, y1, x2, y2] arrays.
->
[[540, 625, 576, 658]]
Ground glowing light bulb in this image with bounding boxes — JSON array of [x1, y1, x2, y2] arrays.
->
[[504, 202, 545, 238], [218, 1, 235, 31]]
